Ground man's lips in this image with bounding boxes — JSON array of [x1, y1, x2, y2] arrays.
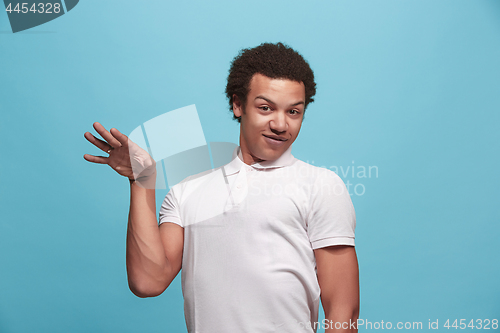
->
[[263, 134, 288, 142]]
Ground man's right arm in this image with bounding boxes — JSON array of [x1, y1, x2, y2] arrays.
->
[[83, 122, 183, 298], [126, 180, 184, 298]]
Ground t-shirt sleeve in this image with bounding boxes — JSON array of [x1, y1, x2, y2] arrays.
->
[[159, 188, 183, 227], [306, 169, 356, 249]]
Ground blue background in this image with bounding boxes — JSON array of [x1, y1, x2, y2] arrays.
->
[[1, 0, 499, 332]]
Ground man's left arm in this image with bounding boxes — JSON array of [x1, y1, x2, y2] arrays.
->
[[314, 245, 359, 333]]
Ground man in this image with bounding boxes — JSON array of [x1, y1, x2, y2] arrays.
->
[[84, 42, 359, 332]]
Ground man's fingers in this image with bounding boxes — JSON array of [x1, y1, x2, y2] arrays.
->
[[84, 132, 112, 153], [83, 154, 108, 164], [110, 127, 129, 147], [93, 122, 122, 148]]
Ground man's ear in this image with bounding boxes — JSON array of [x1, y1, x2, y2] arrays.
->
[[233, 94, 244, 118]]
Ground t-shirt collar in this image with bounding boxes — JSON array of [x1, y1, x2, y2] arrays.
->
[[223, 145, 295, 176]]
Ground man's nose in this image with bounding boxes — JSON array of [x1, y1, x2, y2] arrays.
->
[[270, 111, 287, 133]]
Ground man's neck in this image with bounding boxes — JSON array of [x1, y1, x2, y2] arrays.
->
[[239, 150, 265, 165]]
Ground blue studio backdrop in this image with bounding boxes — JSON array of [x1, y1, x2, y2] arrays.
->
[[1, 0, 499, 332]]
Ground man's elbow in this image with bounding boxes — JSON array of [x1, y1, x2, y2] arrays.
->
[[128, 279, 168, 298], [350, 303, 360, 321], [347, 299, 360, 319], [325, 300, 360, 323]]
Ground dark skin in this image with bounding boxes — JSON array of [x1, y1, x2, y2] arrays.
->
[[315, 245, 359, 332], [84, 122, 183, 297]]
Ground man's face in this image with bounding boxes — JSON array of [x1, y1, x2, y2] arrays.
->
[[233, 73, 306, 164]]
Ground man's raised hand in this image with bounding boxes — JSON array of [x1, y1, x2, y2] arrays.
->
[[84, 122, 156, 188]]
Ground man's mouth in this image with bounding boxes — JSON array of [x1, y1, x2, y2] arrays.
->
[[263, 134, 287, 142]]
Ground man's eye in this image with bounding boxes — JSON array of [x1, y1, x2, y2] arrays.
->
[[289, 110, 300, 115], [260, 106, 271, 111]]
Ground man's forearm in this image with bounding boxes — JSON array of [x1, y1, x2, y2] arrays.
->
[[126, 178, 171, 297]]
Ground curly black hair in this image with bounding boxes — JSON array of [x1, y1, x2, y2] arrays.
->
[[225, 42, 316, 123]]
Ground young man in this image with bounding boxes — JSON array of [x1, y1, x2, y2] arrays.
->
[[84, 42, 359, 332]]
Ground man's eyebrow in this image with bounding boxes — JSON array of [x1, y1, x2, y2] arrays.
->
[[290, 100, 305, 107], [255, 95, 305, 107], [255, 96, 275, 105]]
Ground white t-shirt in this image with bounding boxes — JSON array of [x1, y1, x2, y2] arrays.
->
[[159, 145, 356, 333]]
